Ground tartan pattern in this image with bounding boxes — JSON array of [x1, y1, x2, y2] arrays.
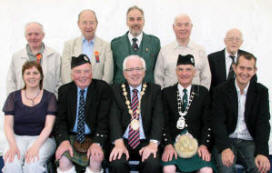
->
[[63, 135, 89, 167], [128, 89, 140, 149], [182, 89, 188, 112], [77, 90, 86, 143]]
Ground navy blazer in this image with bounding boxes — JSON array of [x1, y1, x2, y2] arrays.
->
[[55, 79, 112, 146]]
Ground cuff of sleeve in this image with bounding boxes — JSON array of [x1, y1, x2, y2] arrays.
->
[[150, 139, 160, 145]]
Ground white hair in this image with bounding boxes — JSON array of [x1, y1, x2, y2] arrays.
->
[[122, 55, 146, 71], [24, 22, 44, 36], [173, 13, 192, 26]]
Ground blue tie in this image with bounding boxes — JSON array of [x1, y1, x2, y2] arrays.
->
[[77, 89, 86, 143]]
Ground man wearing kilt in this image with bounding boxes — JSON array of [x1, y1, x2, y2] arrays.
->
[[161, 54, 216, 173], [54, 54, 112, 173]]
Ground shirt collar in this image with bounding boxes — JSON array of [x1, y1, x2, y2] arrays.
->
[[225, 49, 238, 60], [129, 84, 142, 93], [235, 79, 249, 95], [128, 32, 143, 44], [26, 43, 45, 56], [174, 39, 192, 49], [178, 83, 192, 93], [82, 37, 95, 44], [77, 86, 88, 93]]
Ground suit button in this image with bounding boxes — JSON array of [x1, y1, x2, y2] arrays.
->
[[206, 139, 210, 143], [164, 139, 168, 141], [208, 128, 211, 131], [208, 134, 210, 137]]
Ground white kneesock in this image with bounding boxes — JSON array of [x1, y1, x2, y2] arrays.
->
[[85, 167, 103, 173], [57, 166, 76, 173]]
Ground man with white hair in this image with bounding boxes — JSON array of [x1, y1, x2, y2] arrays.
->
[[109, 55, 164, 173], [154, 14, 211, 90], [208, 28, 250, 89], [55, 54, 112, 173], [7, 22, 61, 95]]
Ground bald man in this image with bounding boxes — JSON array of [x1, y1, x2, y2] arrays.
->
[[154, 14, 211, 89], [61, 9, 113, 84], [208, 28, 250, 89], [7, 22, 61, 95]]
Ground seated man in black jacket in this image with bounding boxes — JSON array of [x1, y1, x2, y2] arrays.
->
[[212, 52, 270, 173]]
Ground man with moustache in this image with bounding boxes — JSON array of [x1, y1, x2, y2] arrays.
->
[[61, 9, 113, 84], [208, 28, 250, 89], [7, 22, 61, 95], [109, 55, 163, 173], [154, 14, 211, 89], [111, 6, 160, 84], [212, 52, 270, 173], [55, 54, 112, 173]]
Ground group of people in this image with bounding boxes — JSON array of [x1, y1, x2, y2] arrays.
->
[[2, 5, 271, 173]]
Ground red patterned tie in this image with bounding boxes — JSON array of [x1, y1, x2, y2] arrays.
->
[[36, 53, 42, 64], [128, 89, 140, 149]]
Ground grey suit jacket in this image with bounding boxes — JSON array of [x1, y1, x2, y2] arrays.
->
[[61, 36, 113, 84], [7, 45, 62, 95]]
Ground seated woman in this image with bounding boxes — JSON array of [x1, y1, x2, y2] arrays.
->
[[2, 61, 57, 173], [161, 55, 216, 173]]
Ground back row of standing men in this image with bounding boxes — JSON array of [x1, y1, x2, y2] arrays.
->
[[5, 5, 270, 173]]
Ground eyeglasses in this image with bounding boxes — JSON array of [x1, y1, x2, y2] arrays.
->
[[124, 67, 144, 72], [226, 37, 242, 42], [128, 17, 144, 22]]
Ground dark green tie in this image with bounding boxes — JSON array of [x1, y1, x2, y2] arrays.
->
[[132, 38, 139, 51], [182, 89, 188, 112]]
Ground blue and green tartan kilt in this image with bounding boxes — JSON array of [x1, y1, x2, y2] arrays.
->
[[63, 135, 90, 167]]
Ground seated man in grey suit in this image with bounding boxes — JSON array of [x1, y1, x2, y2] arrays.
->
[[212, 52, 270, 173], [109, 55, 163, 173], [55, 54, 112, 173], [61, 9, 113, 84], [208, 28, 249, 89]]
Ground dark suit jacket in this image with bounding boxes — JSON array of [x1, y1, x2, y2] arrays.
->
[[111, 32, 160, 84], [212, 79, 270, 156], [55, 79, 112, 146], [208, 49, 248, 89], [162, 84, 212, 149], [109, 82, 164, 143]]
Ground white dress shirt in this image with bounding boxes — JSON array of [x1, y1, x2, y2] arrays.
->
[[229, 80, 253, 140], [128, 32, 143, 47]]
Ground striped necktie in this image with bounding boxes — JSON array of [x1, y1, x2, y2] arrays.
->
[[128, 89, 140, 149], [76, 89, 86, 143]]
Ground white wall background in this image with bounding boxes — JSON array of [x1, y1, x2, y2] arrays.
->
[[0, 0, 272, 154]]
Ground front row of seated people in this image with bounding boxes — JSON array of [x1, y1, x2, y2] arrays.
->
[[2, 53, 270, 173]]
